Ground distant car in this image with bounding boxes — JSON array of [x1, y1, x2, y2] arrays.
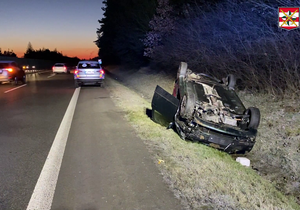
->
[[22, 65, 36, 70], [74, 60, 105, 87], [52, 63, 70, 74], [151, 62, 261, 154], [0, 61, 26, 85]]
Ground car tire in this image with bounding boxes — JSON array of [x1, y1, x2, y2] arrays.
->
[[225, 74, 236, 90], [13, 77, 18, 85], [245, 107, 260, 130], [180, 93, 195, 119], [22, 75, 26, 84], [74, 80, 79, 88], [177, 62, 188, 79]]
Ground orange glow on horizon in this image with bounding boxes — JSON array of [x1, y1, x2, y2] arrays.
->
[[1, 1, 104, 62]]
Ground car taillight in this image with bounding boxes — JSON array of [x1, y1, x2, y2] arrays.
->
[[6, 68, 13, 72], [74, 70, 78, 74], [64, 67, 66, 70], [100, 69, 104, 74], [52, 67, 55, 70]]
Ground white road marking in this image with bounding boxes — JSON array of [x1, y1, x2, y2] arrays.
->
[[26, 87, 81, 210], [47, 73, 56, 78], [38, 70, 53, 74], [4, 84, 27, 93]]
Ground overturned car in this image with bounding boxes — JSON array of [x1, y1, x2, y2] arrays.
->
[[151, 62, 260, 154]]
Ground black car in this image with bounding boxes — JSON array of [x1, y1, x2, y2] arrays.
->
[[0, 61, 26, 85], [151, 62, 260, 154]]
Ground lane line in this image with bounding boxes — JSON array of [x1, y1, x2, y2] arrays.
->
[[26, 87, 81, 210], [47, 73, 56, 78], [38, 70, 53, 74], [4, 84, 27, 93]]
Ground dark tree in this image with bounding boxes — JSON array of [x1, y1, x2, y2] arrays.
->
[[26, 42, 34, 54], [23, 44, 79, 65], [143, 0, 176, 58], [0, 48, 17, 57], [95, 0, 157, 66]]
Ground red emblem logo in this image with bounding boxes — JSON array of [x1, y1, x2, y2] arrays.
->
[[279, 7, 299, 30]]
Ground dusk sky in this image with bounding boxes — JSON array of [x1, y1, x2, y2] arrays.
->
[[0, 0, 104, 59]]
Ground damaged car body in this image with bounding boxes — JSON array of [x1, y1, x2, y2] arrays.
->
[[151, 62, 260, 154]]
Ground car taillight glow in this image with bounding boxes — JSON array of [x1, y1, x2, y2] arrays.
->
[[100, 69, 104, 74], [6, 68, 13, 72], [52, 67, 55, 71], [64, 67, 66, 70], [74, 70, 78, 74]]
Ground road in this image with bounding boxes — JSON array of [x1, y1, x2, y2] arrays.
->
[[0, 71, 182, 210]]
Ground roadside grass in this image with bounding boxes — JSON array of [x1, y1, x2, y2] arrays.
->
[[105, 72, 299, 210], [240, 92, 300, 204]]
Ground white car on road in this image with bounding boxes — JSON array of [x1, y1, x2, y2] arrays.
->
[[52, 63, 70, 74]]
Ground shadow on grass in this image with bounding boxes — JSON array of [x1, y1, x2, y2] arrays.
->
[[145, 108, 176, 132]]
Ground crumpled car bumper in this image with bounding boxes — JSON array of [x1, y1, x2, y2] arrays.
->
[[174, 114, 256, 154]]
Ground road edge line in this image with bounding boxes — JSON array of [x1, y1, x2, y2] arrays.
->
[[4, 84, 27, 93], [26, 87, 81, 210]]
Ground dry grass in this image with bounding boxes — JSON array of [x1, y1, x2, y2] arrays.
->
[[240, 92, 300, 203], [105, 66, 300, 210]]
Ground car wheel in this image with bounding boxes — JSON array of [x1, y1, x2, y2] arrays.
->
[[180, 94, 195, 119], [22, 75, 26, 84], [74, 80, 79, 88], [13, 77, 18, 85], [245, 107, 260, 129], [225, 74, 236, 90], [177, 62, 188, 79]]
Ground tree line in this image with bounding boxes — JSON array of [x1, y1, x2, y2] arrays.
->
[[96, 0, 300, 96], [0, 42, 80, 66], [24, 42, 80, 65], [0, 48, 16, 57]]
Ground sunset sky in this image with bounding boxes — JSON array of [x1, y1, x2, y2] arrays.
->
[[0, 0, 104, 59]]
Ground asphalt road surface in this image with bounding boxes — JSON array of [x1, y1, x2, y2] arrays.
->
[[0, 71, 182, 210]]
